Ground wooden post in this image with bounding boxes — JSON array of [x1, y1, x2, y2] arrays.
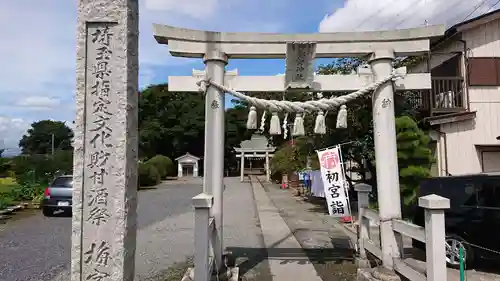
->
[[419, 194, 450, 281]]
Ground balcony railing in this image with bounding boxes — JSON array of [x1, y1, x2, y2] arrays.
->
[[403, 77, 466, 116]]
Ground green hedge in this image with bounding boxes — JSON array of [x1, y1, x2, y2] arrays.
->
[[145, 155, 173, 179], [138, 162, 161, 187]]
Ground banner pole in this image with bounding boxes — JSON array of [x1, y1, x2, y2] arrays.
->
[[337, 145, 354, 227]]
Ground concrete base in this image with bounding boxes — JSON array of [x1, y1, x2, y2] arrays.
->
[[357, 266, 401, 281], [181, 266, 239, 281], [355, 257, 372, 269]]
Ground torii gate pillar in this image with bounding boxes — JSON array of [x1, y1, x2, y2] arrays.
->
[[202, 50, 227, 269], [370, 49, 403, 268]]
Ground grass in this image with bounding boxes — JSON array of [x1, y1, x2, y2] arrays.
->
[[0, 177, 19, 194], [145, 257, 193, 281]]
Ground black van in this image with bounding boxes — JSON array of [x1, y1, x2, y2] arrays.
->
[[412, 173, 500, 268]]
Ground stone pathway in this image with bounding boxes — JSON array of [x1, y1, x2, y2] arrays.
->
[[222, 177, 273, 281], [254, 176, 358, 281]]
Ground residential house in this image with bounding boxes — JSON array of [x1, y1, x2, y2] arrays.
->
[[409, 9, 500, 176]]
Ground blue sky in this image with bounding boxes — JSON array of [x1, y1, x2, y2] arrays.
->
[[0, 0, 497, 155]]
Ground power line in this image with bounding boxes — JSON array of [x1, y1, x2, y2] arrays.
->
[[425, 0, 470, 27], [392, 0, 465, 29], [391, 0, 426, 29], [461, 0, 491, 22], [413, 0, 500, 71], [375, 0, 422, 30], [353, 0, 394, 31], [488, 0, 500, 11], [392, 0, 495, 31]]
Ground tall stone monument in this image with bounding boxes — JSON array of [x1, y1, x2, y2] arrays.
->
[[71, 1, 139, 281]]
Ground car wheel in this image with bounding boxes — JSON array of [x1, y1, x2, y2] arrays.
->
[[445, 234, 474, 269], [42, 207, 54, 217]]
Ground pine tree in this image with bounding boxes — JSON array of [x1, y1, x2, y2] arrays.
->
[[396, 116, 435, 205]]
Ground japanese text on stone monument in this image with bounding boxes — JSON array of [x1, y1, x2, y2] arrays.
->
[[83, 22, 117, 281]]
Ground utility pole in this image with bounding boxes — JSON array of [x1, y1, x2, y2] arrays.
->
[[51, 133, 55, 156]]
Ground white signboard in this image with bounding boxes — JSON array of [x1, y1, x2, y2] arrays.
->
[[316, 146, 351, 217]]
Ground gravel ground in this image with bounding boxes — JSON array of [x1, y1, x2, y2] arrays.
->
[[0, 179, 202, 281], [259, 178, 358, 281], [0, 177, 269, 281]]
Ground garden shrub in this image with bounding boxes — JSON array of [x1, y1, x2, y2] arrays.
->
[[0, 194, 13, 210], [138, 162, 161, 188], [9, 183, 45, 202], [146, 155, 173, 179]]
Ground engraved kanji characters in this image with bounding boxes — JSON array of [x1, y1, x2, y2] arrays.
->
[[86, 268, 110, 281], [90, 168, 108, 186], [381, 98, 392, 108], [88, 151, 110, 169], [96, 46, 112, 60], [88, 187, 109, 207], [211, 100, 219, 109], [91, 26, 112, 46], [91, 80, 111, 99], [92, 61, 111, 79], [93, 97, 112, 115], [86, 25, 115, 227], [84, 240, 111, 280], [88, 205, 111, 225], [84, 241, 111, 266], [89, 128, 112, 149]]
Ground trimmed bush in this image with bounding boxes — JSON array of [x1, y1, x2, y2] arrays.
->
[[0, 194, 13, 210], [146, 155, 173, 179], [138, 162, 161, 187]]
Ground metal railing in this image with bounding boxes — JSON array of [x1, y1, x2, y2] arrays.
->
[[347, 184, 450, 281]]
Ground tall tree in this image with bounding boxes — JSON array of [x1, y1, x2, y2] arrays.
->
[[225, 103, 253, 174], [139, 83, 205, 160], [139, 84, 253, 173], [314, 58, 422, 187], [396, 116, 434, 205], [0, 149, 4, 158], [19, 120, 73, 155]]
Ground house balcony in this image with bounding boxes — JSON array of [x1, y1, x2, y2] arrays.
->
[[405, 76, 467, 117]]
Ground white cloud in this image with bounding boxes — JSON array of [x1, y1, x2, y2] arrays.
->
[[15, 96, 61, 111], [144, 0, 219, 19], [0, 116, 30, 153], [319, 0, 498, 32], [0, 0, 295, 153]]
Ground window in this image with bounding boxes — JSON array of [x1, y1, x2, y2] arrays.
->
[[478, 184, 500, 208], [463, 183, 479, 206], [51, 176, 73, 188], [468, 57, 500, 86]]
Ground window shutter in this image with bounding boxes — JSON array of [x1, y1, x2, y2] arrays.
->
[[496, 58, 500, 84], [468, 57, 499, 86]]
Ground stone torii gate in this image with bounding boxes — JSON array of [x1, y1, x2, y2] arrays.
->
[[153, 24, 445, 280]]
